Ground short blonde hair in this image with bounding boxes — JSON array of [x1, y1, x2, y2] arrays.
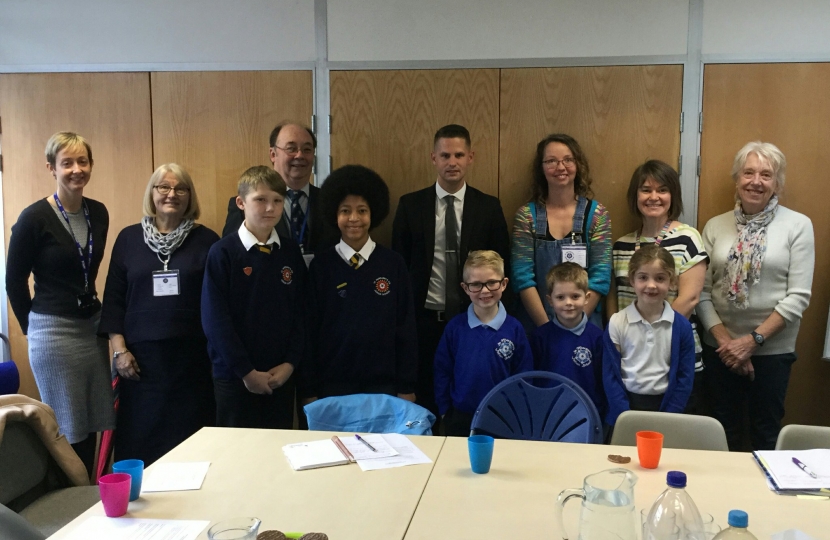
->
[[143, 163, 201, 220], [238, 166, 286, 198], [546, 262, 589, 293], [731, 141, 786, 191], [45, 132, 93, 167], [463, 250, 505, 282]]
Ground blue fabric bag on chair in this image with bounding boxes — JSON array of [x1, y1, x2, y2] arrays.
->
[[304, 394, 435, 435], [0, 334, 20, 396]]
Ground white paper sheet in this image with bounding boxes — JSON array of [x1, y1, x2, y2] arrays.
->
[[62, 517, 208, 540], [141, 462, 211, 492], [755, 450, 830, 490], [356, 433, 432, 471], [337, 434, 399, 460]]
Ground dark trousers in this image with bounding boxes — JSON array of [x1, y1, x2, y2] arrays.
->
[[415, 308, 449, 435], [71, 434, 96, 478], [627, 392, 664, 412], [214, 376, 295, 429], [444, 407, 474, 437], [684, 368, 706, 415], [702, 343, 796, 451]]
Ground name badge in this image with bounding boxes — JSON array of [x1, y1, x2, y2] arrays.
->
[[153, 270, 180, 296], [561, 244, 587, 268]]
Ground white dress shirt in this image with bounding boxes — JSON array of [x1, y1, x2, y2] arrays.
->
[[425, 182, 466, 309], [335, 237, 377, 268], [238, 221, 281, 250]]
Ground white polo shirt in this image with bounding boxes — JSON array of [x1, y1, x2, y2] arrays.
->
[[607, 301, 675, 395]]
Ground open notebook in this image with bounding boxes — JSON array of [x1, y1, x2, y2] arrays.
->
[[753, 449, 830, 491], [282, 439, 353, 471]]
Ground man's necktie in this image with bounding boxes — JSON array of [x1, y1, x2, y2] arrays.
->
[[444, 195, 461, 318], [288, 190, 306, 248]]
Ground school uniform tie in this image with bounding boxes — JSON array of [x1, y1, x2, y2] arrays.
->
[[255, 244, 272, 254], [349, 254, 361, 269], [288, 190, 307, 248], [444, 195, 461, 318]]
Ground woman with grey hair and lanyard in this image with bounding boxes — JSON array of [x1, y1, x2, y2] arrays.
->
[[6, 132, 114, 475], [99, 163, 219, 465], [697, 142, 814, 450]]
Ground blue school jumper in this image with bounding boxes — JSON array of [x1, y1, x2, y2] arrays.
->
[[434, 303, 533, 416], [531, 315, 606, 418]]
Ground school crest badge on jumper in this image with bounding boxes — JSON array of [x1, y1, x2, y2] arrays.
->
[[281, 266, 293, 285], [243, 267, 252, 276], [374, 277, 391, 296], [572, 346, 592, 367], [495, 338, 515, 361]]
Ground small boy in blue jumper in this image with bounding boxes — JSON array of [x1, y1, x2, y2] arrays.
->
[[202, 166, 306, 429], [531, 262, 606, 419], [434, 250, 532, 436], [604, 244, 695, 426]]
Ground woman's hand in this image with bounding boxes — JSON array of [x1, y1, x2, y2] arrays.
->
[[115, 351, 141, 381], [716, 334, 757, 368], [397, 393, 416, 402], [242, 370, 274, 395], [267, 363, 294, 389]]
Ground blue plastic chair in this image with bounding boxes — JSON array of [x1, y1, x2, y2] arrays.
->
[[0, 334, 19, 396], [470, 371, 602, 443], [304, 394, 435, 435]]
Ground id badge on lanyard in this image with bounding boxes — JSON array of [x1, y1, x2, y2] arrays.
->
[[561, 232, 587, 268], [153, 269, 180, 296]]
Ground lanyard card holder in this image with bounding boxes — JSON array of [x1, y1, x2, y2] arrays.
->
[[153, 269, 180, 296], [561, 232, 588, 268]]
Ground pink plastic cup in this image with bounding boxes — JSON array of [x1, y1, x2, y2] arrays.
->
[[99, 473, 132, 517]]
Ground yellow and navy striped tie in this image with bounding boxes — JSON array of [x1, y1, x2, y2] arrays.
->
[[256, 244, 272, 254], [349, 254, 360, 269]]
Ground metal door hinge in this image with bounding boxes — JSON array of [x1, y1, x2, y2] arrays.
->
[[679, 112, 684, 133], [696, 155, 701, 177], [698, 112, 703, 134]]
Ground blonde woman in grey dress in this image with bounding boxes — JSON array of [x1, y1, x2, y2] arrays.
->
[[5, 132, 115, 476]]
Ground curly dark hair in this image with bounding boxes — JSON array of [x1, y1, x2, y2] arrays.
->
[[531, 133, 593, 203], [321, 165, 390, 230]]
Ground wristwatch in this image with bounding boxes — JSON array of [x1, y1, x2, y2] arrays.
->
[[112, 350, 129, 360], [750, 331, 765, 346]]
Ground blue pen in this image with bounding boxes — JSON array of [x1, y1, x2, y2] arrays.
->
[[792, 457, 818, 479], [355, 434, 377, 452]]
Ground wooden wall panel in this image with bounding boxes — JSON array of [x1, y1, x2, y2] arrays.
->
[[151, 71, 313, 237], [0, 73, 154, 398], [699, 63, 830, 428], [330, 70, 500, 247], [499, 66, 684, 241]]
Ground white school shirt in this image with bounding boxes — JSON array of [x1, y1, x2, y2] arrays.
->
[[425, 182, 466, 309], [608, 301, 674, 395], [238, 222, 281, 250], [335, 237, 377, 269]]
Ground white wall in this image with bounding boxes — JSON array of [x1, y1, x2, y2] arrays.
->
[[327, 0, 689, 62], [0, 0, 316, 68], [703, 0, 830, 57]]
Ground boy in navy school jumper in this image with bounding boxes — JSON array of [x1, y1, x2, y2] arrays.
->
[[202, 166, 307, 429], [434, 250, 533, 437], [603, 244, 695, 426], [531, 262, 606, 419], [299, 165, 418, 403]]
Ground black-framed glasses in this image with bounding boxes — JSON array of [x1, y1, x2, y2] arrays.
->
[[154, 185, 190, 196], [463, 279, 505, 293], [542, 157, 576, 168], [274, 145, 315, 156]]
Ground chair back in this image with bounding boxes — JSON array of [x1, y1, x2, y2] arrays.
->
[[470, 371, 602, 443], [775, 424, 830, 450], [610, 411, 728, 451], [0, 334, 20, 396], [304, 394, 435, 435], [0, 422, 50, 507]]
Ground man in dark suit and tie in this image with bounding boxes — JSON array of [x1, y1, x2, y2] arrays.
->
[[222, 123, 338, 260], [392, 124, 510, 431]]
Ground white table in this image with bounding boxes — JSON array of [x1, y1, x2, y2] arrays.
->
[[48, 428, 445, 540], [404, 436, 829, 539]]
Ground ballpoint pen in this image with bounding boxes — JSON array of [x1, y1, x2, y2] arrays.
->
[[792, 457, 818, 479], [355, 434, 377, 452]]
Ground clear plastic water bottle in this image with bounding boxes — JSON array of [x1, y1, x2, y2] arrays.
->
[[643, 471, 706, 540], [712, 510, 758, 539]]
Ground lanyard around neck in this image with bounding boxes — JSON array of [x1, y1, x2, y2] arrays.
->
[[635, 220, 672, 251], [53, 193, 93, 292]]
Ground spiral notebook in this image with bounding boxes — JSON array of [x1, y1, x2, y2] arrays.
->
[[282, 438, 353, 471], [753, 449, 830, 492]]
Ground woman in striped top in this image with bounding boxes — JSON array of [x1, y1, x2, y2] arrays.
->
[[608, 160, 708, 413]]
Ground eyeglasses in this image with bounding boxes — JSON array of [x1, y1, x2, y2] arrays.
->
[[542, 157, 576, 168], [463, 279, 505, 293], [274, 145, 315, 156], [154, 185, 190, 196]]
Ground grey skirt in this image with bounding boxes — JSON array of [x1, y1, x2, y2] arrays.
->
[[28, 311, 115, 443]]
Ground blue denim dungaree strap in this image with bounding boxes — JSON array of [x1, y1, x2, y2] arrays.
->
[[533, 196, 589, 321]]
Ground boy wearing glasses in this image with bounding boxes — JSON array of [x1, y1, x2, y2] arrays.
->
[[434, 251, 532, 436], [531, 262, 606, 418]]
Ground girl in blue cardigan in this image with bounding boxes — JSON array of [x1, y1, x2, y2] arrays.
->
[[603, 244, 695, 425]]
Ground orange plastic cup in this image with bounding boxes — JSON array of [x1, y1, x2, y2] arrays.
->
[[636, 430, 664, 469]]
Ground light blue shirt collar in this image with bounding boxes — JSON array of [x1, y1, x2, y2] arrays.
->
[[467, 302, 507, 330], [552, 312, 588, 335]]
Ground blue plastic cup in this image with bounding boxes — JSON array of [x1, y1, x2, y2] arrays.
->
[[112, 459, 144, 501], [468, 435, 494, 474]]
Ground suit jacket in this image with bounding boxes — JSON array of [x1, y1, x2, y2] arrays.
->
[[392, 184, 510, 312], [221, 183, 338, 254]]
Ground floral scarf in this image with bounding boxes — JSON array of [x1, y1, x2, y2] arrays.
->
[[721, 195, 778, 309]]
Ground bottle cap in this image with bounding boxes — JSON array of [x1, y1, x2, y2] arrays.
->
[[666, 471, 687, 488], [727, 509, 748, 528]]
